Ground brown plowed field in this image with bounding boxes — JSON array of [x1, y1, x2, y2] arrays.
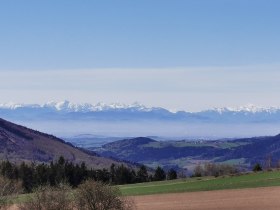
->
[[132, 186, 280, 210], [8, 186, 280, 210]]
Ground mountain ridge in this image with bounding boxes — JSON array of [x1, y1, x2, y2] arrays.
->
[[1, 101, 280, 113], [2, 101, 280, 138]]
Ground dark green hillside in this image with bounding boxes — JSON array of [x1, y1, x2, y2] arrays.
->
[[220, 135, 280, 164], [101, 139, 228, 162], [93, 135, 280, 170], [103, 137, 157, 150]]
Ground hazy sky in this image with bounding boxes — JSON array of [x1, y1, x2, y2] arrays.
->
[[0, 1, 280, 111]]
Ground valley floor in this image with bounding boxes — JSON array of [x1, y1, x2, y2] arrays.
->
[[132, 186, 280, 210]]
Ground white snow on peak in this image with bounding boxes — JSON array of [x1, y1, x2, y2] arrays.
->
[[43, 100, 93, 112], [0, 102, 40, 109], [0, 102, 23, 109], [212, 104, 280, 114], [39, 101, 155, 112], [0, 101, 280, 114]]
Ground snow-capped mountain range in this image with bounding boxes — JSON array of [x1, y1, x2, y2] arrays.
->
[[0, 100, 279, 114], [1, 101, 280, 138], [0, 101, 158, 112]]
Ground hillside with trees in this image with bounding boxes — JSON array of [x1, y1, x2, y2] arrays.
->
[[93, 135, 280, 171], [0, 118, 132, 169]]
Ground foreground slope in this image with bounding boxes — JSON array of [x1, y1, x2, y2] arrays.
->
[[0, 118, 126, 169]]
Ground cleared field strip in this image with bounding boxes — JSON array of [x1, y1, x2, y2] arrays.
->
[[120, 171, 280, 196]]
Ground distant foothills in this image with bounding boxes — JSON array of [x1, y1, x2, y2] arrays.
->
[[92, 135, 280, 173], [1, 101, 280, 138]]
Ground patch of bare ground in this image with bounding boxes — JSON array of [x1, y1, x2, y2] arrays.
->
[[7, 204, 18, 210], [132, 186, 280, 210]]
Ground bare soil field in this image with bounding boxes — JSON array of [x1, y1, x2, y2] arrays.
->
[[132, 186, 280, 210]]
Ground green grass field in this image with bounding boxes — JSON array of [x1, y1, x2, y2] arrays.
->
[[119, 170, 280, 196]]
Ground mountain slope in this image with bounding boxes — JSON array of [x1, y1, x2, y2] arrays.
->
[[220, 135, 280, 163], [0, 118, 128, 169], [97, 137, 227, 162]]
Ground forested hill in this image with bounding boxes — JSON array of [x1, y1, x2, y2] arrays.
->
[[0, 118, 130, 169], [93, 135, 280, 170]]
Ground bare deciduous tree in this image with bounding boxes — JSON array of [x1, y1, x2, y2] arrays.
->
[[0, 175, 22, 210], [74, 180, 135, 210], [20, 183, 73, 210], [193, 164, 203, 177], [193, 163, 239, 177], [264, 154, 272, 171]]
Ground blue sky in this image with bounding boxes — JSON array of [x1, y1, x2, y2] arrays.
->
[[0, 0, 280, 110]]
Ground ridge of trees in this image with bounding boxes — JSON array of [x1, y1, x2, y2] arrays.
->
[[0, 156, 176, 193]]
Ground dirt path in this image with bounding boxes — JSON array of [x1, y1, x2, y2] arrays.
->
[[132, 186, 280, 210]]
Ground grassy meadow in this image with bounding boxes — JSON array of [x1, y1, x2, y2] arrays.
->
[[120, 170, 280, 196]]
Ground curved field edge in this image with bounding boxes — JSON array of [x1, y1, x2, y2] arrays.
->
[[119, 170, 280, 196]]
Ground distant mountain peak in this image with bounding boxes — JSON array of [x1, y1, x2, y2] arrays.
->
[[0, 102, 39, 110], [43, 100, 94, 112], [211, 104, 279, 114], [0, 101, 156, 112]]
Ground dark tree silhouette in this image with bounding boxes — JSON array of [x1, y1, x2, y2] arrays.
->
[[153, 166, 166, 181]]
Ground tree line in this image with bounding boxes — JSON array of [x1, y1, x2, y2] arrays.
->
[[0, 156, 177, 193]]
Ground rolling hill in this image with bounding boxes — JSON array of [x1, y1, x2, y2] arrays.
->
[[93, 135, 280, 170], [0, 118, 129, 169]]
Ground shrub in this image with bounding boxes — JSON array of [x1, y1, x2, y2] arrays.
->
[[192, 163, 239, 177], [253, 163, 263, 172], [153, 166, 166, 181], [20, 183, 73, 210], [74, 180, 135, 210], [193, 164, 203, 177], [0, 175, 22, 210], [167, 169, 177, 180]]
